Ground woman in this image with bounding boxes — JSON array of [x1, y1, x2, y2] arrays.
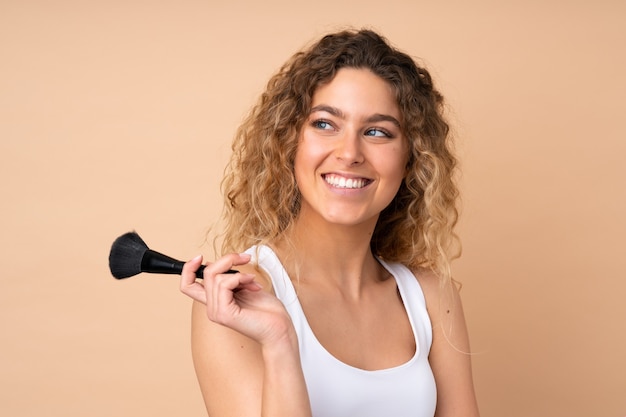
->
[[181, 29, 479, 417]]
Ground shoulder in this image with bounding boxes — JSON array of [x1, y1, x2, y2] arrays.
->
[[410, 267, 463, 330], [189, 247, 279, 415], [409, 267, 480, 416], [191, 299, 265, 414]]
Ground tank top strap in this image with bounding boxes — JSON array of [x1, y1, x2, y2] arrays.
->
[[244, 245, 299, 302], [378, 258, 433, 355]]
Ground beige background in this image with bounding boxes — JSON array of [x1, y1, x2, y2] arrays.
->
[[1, 1, 624, 416]]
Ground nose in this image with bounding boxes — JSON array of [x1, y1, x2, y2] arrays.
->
[[335, 129, 364, 166]]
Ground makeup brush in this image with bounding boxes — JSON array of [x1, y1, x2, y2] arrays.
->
[[108, 231, 237, 279]]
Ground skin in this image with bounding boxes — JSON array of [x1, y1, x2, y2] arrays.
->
[[180, 68, 479, 416], [294, 68, 408, 230]]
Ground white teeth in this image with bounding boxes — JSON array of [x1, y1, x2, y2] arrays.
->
[[324, 174, 368, 189]]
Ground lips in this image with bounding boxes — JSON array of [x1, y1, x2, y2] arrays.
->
[[323, 174, 372, 189]]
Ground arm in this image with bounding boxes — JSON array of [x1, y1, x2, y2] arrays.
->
[[417, 272, 480, 417], [182, 254, 312, 417]]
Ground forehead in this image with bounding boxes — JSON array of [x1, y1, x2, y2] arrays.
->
[[310, 68, 401, 119]]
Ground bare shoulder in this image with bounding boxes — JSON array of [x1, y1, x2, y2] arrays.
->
[[190, 262, 275, 415], [191, 301, 263, 416], [191, 300, 264, 415], [411, 267, 480, 416], [190, 251, 283, 415], [411, 267, 457, 324], [411, 266, 469, 348]]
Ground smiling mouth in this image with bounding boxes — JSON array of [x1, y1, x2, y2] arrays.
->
[[323, 174, 372, 189]]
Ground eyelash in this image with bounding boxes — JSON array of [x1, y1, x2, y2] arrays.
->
[[312, 119, 334, 130], [365, 128, 392, 138], [311, 119, 394, 138]]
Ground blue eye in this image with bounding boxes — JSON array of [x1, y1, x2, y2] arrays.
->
[[365, 128, 391, 138], [312, 120, 333, 130]]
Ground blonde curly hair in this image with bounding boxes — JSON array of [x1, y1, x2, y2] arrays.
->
[[218, 29, 460, 283]]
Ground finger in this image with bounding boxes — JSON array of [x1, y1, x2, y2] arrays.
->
[[208, 271, 257, 322], [235, 280, 263, 292], [180, 255, 208, 303], [204, 252, 252, 277]]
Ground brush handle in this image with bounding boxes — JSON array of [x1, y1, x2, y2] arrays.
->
[[141, 249, 238, 278]]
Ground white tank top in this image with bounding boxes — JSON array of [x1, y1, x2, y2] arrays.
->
[[247, 245, 437, 417]]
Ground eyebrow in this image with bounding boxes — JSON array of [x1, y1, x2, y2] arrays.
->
[[310, 105, 401, 128]]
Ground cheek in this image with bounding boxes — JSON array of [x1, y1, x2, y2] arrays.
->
[[293, 139, 317, 187], [382, 147, 410, 179], [294, 135, 327, 172]]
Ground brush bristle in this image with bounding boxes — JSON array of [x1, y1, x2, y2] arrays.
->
[[108, 231, 149, 279]]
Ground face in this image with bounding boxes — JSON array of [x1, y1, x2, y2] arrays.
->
[[294, 67, 409, 228]]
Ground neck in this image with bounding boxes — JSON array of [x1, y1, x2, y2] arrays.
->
[[273, 208, 384, 296]]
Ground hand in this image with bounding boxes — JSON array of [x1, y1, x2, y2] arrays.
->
[[180, 253, 294, 347]]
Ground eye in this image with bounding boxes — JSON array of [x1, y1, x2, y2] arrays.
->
[[364, 128, 392, 138], [312, 119, 334, 130]]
